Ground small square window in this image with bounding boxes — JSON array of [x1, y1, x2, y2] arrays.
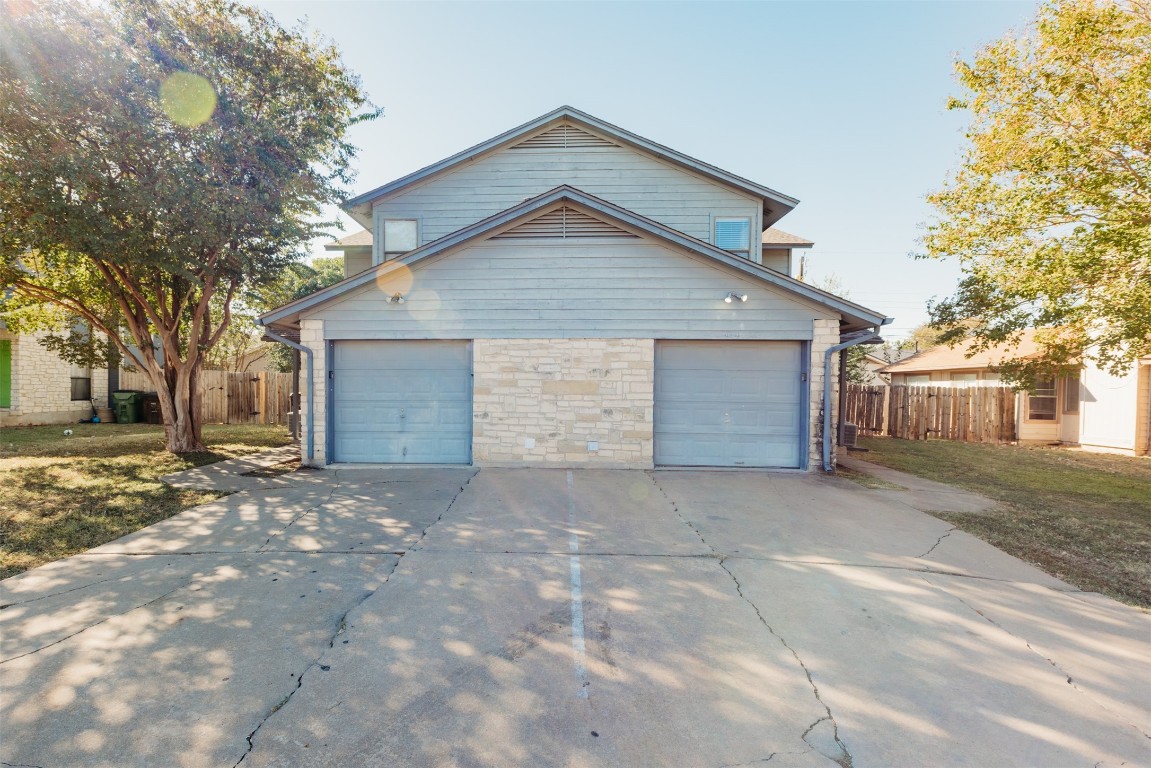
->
[[714, 218, 751, 254], [383, 220, 418, 256]]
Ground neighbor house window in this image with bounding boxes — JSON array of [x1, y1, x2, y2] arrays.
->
[[1027, 376, 1057, 420], [383, 219, 418, 258], [1062, 375, 1080, 414], [714, 218, 751, 256], [70, 364, 91, 401], [950, 373, 978, 387], [905, 374, 931, 384]]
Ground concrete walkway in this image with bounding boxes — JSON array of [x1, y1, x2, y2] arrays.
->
[[2, 466, 1148, 768], [160, 444, 305, 492], [837, 453, 999, 514]]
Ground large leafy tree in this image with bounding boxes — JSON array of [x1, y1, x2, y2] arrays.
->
[[922, 0, 1151, 384], [0, 0, 376, 451]]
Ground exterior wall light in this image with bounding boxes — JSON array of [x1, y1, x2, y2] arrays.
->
[[389, 293, 406, 304], [724, 291, 748, 303]]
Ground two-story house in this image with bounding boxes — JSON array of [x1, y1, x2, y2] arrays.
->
[[259, 106, 890, 470]]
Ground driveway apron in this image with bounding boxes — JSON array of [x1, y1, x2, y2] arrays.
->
[[2, 468, 1148, 768]]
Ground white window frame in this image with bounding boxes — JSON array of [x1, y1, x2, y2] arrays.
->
[[1027, 375, 1058, 421], [905, 374, 931, 385], [949, 372, 978, 388], [714, 217, 751, 256], [382, 219, 419, 260]]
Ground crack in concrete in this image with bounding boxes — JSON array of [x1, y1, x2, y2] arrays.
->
[[923, 575, 1151, 742], [257, 482, 344, 552], [0, 586, 184, 664], [2, 761, 47, 768], [649, 474, 853, 768], [723, 559, 853, 768], [232, 565, 396, 768], [916, 527, 957, 559], [233, 471, 478, 766]]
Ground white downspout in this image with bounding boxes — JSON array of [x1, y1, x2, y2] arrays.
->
[[258, 322, 314, 463]]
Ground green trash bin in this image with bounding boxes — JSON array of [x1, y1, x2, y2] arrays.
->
[[112, 390, 143, 424]]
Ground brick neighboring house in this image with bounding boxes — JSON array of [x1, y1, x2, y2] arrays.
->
[[881, 332, 1151, 456], [260, 106, 891, 470], [0, 327, 112, 427]]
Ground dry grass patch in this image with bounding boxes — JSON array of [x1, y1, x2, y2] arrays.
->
[[0, 424, 293, 578], [858, 437, 1151, 608]]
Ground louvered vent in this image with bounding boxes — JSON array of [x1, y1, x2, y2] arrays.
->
[[512, 124, 617, 149], [493, 206, 637, 239]]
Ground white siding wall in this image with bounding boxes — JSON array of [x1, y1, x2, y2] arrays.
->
[[1079, 362, 1138, 453], [309, 240, 833, 340], [372, 143, 763, 263], [762, 248, 791, 275]]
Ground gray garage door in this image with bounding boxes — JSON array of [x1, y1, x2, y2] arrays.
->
[[655, 341, 803, 468], [331, 340, 472, 464]]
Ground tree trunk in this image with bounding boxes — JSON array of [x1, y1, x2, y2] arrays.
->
[[149, 358, 207, 454]]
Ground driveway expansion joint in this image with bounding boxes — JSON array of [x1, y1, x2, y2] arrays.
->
[[0, 585, 184, 664]]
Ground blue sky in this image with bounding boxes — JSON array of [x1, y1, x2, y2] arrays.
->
[[252, 0, 1037, 340]]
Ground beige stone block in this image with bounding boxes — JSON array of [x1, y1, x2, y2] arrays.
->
[[541, 380, 600, 396]]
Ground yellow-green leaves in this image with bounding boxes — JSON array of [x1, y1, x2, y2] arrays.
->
[[923, 0, 1151, 382]]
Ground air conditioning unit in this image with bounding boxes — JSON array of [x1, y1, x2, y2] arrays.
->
[[841, 422, 859, 448]]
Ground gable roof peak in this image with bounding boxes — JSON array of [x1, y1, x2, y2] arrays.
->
[[343, 107, 799, 227]]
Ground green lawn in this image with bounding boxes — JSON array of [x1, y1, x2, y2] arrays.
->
[[856, 437, 1151, 608], [0, 423, 293, 579]]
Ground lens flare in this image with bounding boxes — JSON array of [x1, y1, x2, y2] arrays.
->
[[160, 72, 216, 128], [375, 263, 415, 296]]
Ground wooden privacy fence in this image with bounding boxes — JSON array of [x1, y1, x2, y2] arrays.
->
[[843, 384, 887, 435], [845, 384, 1018, 444], [116, 369, 293, 425], [886, 385, 1017, 443]]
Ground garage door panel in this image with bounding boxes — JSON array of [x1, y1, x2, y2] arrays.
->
[[655, 341, 803, 468], [332, 340, 472, 464]]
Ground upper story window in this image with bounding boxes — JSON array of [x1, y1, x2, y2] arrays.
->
[[714, 218, 751, 256], [383, 219, 418, 258]]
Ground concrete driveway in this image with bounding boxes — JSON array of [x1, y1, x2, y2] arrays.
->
[[2, 467, 1148, 768]]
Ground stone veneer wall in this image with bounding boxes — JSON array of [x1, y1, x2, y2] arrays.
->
[[0, 330, 110, 427], [473, 338, 654, 467], [300, 318, 327, 466], [809, 318, 840, 470]]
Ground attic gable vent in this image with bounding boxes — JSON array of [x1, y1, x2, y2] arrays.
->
[[511, 124, 617, 149], [493, 205, 637, 239]]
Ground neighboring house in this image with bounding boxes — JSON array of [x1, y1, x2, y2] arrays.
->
[[324, 228, 373, 277], [0, 327, 112, 427], [860, 347, 919, 385], [261, 106, 890, 470], [880, 333, 1151, 456]]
